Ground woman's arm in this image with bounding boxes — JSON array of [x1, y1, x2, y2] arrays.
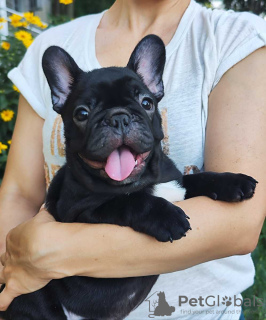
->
[[0, 94, 46, 255], [1, 47, 266, 310]]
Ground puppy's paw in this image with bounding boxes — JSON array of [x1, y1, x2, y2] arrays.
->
[[152, 200, 191, 243], [208, 173, 257, 202]]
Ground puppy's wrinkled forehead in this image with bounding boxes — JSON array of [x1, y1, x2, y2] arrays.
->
[[75, 68, 146, 108]]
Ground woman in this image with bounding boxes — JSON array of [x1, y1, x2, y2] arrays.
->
[[0, 0, 266, 319]]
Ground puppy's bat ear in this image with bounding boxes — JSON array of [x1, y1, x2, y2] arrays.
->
[[42, 46, 81, 113], [127, 35, 166, 102]]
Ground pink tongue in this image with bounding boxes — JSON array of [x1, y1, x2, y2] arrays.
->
[[105, 146, 136, 181]]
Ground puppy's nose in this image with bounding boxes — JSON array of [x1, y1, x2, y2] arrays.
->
[[105, 108, 131, 130], [110, 114, 130, 130]]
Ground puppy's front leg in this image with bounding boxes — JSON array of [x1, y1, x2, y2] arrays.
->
[[183, 172, 257, 202], [93, 192, 191, 243]]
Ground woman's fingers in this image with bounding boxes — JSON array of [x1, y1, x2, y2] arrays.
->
[[0, 253, 6, 267], [0, 210, 58, 313], [0, 268, 4, 284], [0, 255, 6, 287], [0, 286, 17, 311]]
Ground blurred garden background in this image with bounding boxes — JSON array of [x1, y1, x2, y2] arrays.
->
[[0, 0, 266, 319]]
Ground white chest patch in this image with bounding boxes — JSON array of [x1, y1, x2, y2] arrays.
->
[[62, 305, 84, 320], [153, 181, 186, 202]]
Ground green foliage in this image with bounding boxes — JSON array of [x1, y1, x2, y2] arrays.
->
[[74, 0, 114, 17], [196, 0, 212, 7], [243, 222, 266, 320], [224, 0, 266, 15], [72, 0, 211, 17], [48, 14, 70, 26]]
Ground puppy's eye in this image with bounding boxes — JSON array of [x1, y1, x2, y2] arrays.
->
[[74, 108, 89, 122], [141, 98, 153, 111]]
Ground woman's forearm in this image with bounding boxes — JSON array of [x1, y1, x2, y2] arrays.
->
[[0, 183, 264, 312], [0, 95, 46, 255], [46, 190, 265, 279], [0, 189, 39, 254]]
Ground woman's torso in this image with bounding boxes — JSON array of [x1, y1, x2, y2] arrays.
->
[[9, 1, 266, 318]]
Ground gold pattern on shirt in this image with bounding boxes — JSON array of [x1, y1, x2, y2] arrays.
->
[[51, 115, 65, 157], [161, 107, 169, 155], [51, 164, 61, 178], [44, 162, 50, 187], [184, 165, 200, 175], [44, 163, 62, 189]]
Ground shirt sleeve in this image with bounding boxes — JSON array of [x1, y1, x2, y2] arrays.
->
[[212, 11, 266, 90], [8, 32, 50, 119]]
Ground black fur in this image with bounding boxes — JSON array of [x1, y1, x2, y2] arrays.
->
[[1, 35, 257, 320]]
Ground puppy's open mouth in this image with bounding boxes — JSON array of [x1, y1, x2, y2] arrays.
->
[[79, 146, 150, 182]]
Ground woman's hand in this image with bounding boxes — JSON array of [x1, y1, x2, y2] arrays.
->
[[0, 210, 61, 311]]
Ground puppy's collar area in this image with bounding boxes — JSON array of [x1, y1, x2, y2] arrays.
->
[[78, 146, 151, 182]]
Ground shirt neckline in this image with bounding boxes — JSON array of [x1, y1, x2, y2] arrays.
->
[[85, 0, 199, 70]]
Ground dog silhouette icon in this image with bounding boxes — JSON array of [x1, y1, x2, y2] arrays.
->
[[154, 291, 175, 316]]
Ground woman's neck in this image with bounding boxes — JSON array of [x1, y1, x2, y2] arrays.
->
[[101, 0, 190, 39], [95, 0, 191, 67]]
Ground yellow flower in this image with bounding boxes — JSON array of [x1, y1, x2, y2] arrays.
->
[[21, 21, 29, 27], [0, 142, 8, 154], [23, 12, 47, 28], [14, 30, 32, 42], [59, 0, 73, 5], [7, 140, 12, 145], [9, 14, 22, 21], [0, 25, 3, 30], [0, 17, 7, 23], [32, 16, 42, 25], [9, 14, 23, 27], [23, 12, 34, 22], [24, 12, 39, 24], [12, 21, 23, 27], [1, 41, 10, 50], [39, 23, 48, 29], [22, 38, 34, 48], [13, 85, 20, 92], [1, 110, 15, 122]]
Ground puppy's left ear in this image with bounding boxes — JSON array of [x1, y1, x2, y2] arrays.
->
[[42, 46, 81, 113], [127, 35, 166, 101]]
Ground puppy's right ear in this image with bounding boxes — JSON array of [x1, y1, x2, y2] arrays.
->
[[42, 46, 81, 114]]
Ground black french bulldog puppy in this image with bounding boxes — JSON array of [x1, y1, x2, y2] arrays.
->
[[1, 35, 257, 320]]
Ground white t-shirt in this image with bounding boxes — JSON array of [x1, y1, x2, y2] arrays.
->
[[8, 1, 266, 319]]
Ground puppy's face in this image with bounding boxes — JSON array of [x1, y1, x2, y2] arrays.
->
[[43, 35, 166, 189]]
